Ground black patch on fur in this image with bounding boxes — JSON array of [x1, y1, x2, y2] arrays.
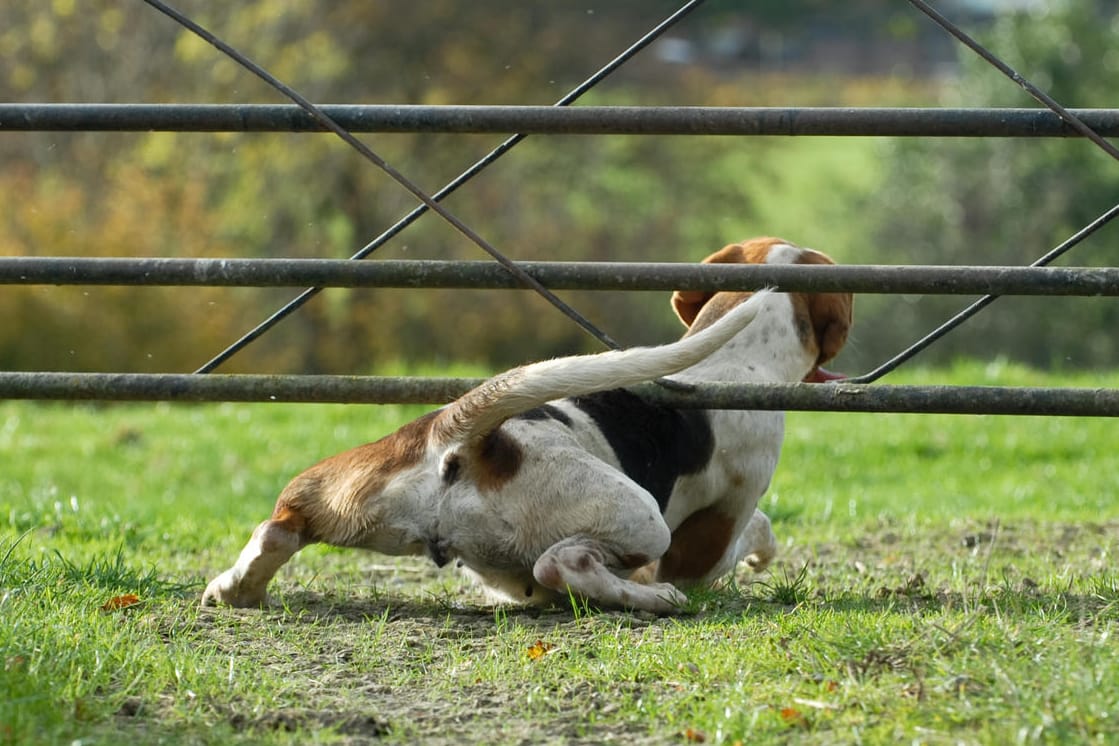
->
[[514, 404, 573, 427], [427, 538, 451, 568], [475, 428, 523, 488], [571, 388, 714, 512], [441, 454, 461, 485]]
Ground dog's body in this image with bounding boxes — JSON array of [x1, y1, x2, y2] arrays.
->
[[203, 238, 852, 613]]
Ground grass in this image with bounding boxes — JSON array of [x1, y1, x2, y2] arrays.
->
[[2, 360, 1118, 744]]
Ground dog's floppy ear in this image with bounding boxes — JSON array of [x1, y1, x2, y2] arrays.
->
[[796, 249, 853, 365], [672, 243, 753, 327], [671, 289, 713, 328], [807, 292, 852, 365]]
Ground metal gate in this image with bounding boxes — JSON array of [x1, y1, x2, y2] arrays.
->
[[1, 0, 1116, 417]]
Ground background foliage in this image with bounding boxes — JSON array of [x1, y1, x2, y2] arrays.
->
[[868, 0, 1119, 369], [1, 0, 1117, 374]]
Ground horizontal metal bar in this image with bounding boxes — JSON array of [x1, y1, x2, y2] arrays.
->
[[0, 372, 481, 406], [1, 372, 1116, 416], [3, 104, 1119, 137], [1, 257, 1117, 296]]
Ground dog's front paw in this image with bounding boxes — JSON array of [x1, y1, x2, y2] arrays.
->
[[201, 570, 269, 608]]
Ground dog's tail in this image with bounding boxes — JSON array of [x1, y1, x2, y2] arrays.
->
[[432, 290, 768, 447]]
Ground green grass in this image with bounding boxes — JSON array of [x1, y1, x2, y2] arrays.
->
[[2, 361, 1118, 744]]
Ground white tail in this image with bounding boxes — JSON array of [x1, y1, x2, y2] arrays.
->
[[433, 290, 768, 446]]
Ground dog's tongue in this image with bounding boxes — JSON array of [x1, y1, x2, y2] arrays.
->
[[803, 366, 846, 383]]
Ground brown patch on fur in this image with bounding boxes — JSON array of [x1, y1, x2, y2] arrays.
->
[[268, 504, 308, 535], [273, 411, 438, 544], [672, 237, 787, 327], [656, 506, 735, 582], [468, 428, 523, 492], [685, 291, 752, 335]]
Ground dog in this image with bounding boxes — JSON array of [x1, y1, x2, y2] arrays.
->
[[202, 237, 852, 613]]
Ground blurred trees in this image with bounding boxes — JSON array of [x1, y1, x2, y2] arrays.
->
[[0, 0, 811, 373], [864, 0, 1119, 369], [1, 1, 1116, 374]]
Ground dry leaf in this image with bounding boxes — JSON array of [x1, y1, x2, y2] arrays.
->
[[779, 706, 808, 727], [681, 726, 706, 742], [525, 639, 554, 661], [100, 594, 140, 612]]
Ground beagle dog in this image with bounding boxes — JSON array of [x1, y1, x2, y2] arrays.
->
[[202, 237, 852, 613]]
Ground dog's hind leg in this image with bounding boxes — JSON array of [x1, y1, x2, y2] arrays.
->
[[533, 536, 686, 613], [738, 509, 778, 573], [202, 507, 308, 608], [202, 424, 438, 608]]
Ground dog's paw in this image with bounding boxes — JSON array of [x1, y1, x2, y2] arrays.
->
[[744, 548, 776, 573], [625, 581, 687, 613], [740, 509, 778, 573], [201, 571, 269, 608], [653, 581, 688, 606]]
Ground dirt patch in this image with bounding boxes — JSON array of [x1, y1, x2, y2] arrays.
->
[[229, 708, 390, 740]]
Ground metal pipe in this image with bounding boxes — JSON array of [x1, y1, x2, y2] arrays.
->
[[4, 104, 1119, 137], [0, 371, 1116, 415], [1, 257, 1117, 295]]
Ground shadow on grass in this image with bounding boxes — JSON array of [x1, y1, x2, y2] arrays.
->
[[197, 579, 1118, 633]]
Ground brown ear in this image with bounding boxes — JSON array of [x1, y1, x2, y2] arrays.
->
[[671, 241, 777, 328], [796, 249, 853, 365], [672, 289, 713, 328], [806, 291, 853, 365]]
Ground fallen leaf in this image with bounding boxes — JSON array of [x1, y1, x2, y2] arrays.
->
[[100, 594, 140, 612], [681, 726, 706, 742], [525, 639, 554, 661], [779, 706, 808, 728]]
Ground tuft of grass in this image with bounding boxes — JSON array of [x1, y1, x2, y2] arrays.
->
[[51, 544, 196, 596], [754, 562, 812, 606]]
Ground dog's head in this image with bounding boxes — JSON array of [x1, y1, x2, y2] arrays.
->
[[671, 237, 853, 382]]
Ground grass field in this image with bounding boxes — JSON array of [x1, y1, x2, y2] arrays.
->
[[2, 362, 1118, 744]]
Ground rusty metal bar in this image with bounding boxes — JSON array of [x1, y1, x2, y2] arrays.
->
[[4, 104, 1119, 137], [1, 257, 1117, 296], [0, 371, 1116, 415]]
